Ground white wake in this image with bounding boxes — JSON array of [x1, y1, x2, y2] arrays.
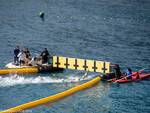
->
[[0, 74, 96, 87]]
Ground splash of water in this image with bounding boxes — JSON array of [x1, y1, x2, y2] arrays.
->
[[0, 74, 96, 87]]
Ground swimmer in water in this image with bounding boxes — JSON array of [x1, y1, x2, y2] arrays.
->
[[39, 11, 45, 21]]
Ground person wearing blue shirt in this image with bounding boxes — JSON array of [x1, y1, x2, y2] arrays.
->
[[126, 67, 133, 79]]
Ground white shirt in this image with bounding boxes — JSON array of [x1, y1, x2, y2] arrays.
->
[[17, 52, 25, 61]]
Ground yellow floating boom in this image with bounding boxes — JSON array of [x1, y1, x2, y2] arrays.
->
[[0, 76, 101, 113], [0, 67, 38, 75], [53, 56, 111, 74]]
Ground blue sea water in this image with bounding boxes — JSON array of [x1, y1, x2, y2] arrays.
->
[[0, 0, 150, 113]]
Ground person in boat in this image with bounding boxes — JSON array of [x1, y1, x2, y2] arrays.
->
[[24, 48, 31, 59], [100, 64, 121, 80], [17, 50, 25, 66], [113, 64, 122, 80], [14, 46, 20, 64], [124, 68, 141, 80], [40, 48, 50, 64], [24, 48, 31, 65], [125, 67, 133, 79]]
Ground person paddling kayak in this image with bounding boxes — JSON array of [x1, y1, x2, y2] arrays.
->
[[40, 48, 50, 64], [125, 67, 133, 79]]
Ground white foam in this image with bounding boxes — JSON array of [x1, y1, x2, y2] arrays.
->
[[0, 74, 96, 87]]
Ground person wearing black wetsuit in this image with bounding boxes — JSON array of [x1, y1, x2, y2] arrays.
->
[[40, 48, 50, 64], [114, 64, 122, 80], [14, 46, 20, 64]]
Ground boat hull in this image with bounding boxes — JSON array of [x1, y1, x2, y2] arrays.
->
[[0, 63, 63, 75], [0, 67, 38, 75], [114, 73, 150, 83]]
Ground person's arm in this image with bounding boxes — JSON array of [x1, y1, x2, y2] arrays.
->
[[17, 52, 21, 57], [40, 51, 43, 56]]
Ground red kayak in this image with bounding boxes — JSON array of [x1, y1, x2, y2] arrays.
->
[[112, 72, 150, 83]]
